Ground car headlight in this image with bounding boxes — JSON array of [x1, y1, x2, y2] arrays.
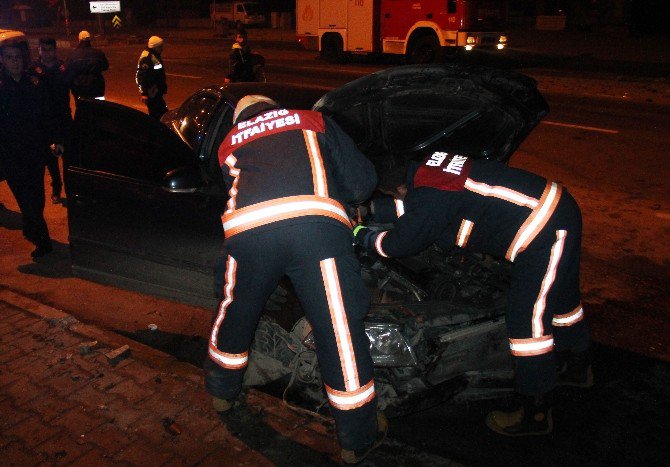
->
[[466, 36, 476, 44], [365, 323, 417, 367]]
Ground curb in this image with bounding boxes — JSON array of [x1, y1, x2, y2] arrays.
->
[[0, 287, 190, 371]]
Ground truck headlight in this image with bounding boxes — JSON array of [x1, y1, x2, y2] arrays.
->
[[365, 323, 417, 367]]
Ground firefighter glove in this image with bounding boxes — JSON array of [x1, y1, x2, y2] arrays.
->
[[353, 224, 376, 251]]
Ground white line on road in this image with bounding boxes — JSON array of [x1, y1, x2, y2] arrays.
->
[[166, 73, 203, 79], [542, 120, 620, 134]]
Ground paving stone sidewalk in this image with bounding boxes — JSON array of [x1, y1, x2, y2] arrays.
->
[[0, 290, 340, 466]]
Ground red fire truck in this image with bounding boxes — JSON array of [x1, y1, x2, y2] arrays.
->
[[296, 0, 508, 63]]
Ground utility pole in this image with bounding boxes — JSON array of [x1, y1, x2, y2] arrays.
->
[[63, 0, 71, 37]]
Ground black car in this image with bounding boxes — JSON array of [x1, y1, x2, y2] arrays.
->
[[68, 64, 548, 413]]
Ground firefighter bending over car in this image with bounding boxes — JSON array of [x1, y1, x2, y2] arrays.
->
[[354, 152, 592, 436], [205, 95, 387, 463]]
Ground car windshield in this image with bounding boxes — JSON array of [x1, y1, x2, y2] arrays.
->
[[176, 92, 220, 152]]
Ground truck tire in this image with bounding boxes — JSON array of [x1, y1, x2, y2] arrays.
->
[[406, 34, 443, 64], [321, 34, 346, 64]]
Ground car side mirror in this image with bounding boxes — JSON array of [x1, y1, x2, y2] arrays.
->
[[163, 166, 207, 193]]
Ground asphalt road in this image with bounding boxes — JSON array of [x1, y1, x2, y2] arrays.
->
[[1, 43, 669, 465]]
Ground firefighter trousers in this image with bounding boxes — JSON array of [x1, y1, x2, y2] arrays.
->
[[507, 189, 590, 395], [205, 222, 378, 451]]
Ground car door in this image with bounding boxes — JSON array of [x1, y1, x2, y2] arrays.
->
[[68, 98, 226, 308], [313, 63, 549, 176]]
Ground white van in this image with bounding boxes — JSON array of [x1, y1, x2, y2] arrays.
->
[[210, 1, 265, 27]]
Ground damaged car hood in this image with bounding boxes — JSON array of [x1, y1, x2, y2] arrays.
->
[[314, 63, 549, 174]]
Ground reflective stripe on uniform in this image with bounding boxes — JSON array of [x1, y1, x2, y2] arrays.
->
[[320, 258, 360, 391], [394, 199, 405, 217], [209, 256, 249, 369], [221, 195, 351, 238], [224, 154, 241, 214], [375, 231, 389, 258], [509, 335, 554, 356], [456, 219, 474, 248], [325, 380, 376, 411], [506, 182, 563, 262], [303, 130, 329, 197], [553, 304, 584, 327], [464, 179, 539, 209], [532, 230, 567, 337]]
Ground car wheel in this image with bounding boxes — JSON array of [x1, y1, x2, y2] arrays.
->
[[321, 34, 346, 64], [407, 34, 443, 64]]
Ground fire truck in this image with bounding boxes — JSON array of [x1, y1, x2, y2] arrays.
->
[[296, 0, 508, 63]]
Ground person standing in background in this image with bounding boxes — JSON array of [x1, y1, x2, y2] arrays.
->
[[30, 38, 72, 204], [135, 35, 168, 119], [66, 30, 108, 101], [1, 39, 61, 258]]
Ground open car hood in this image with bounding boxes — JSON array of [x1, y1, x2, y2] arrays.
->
[[314, 64, 549, 174]]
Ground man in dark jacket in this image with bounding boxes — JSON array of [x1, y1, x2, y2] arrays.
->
[[66, 30, 108, 100], [135, 35, 167, 119], [30, 38, 72, 204], [224, 29, 264, 83], [355, 152, 592, 437], [205, 95, 386, 464], [1, 39, 60, 258]]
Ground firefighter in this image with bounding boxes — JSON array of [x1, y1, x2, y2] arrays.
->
[[205, 95, 387, 463], [66, 30, 109, 101], [354, 153, 592, 436], [30, 38, 72, 204], [135, 36, 168, 119], [0, 39, 60, 258], [224, 29, 264, 83]]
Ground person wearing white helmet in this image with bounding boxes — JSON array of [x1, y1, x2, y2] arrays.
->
[[136, 35, 168, 119], [205, 95, 387, 464], [65, 30, 109, 101]]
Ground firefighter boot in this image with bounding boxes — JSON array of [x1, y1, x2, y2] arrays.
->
[[557, 349, 594, 388], [341, 411, 388, 464], [486, 394, 553, 437]]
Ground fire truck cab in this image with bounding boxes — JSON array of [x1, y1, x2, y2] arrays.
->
[[296, 0, 508, 63]]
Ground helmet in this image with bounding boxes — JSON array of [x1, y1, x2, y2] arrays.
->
[[148, 35, 164, 49], [78, 30, 91, 41], [0, 29, 27, 47], [233, 95, 278, 124]]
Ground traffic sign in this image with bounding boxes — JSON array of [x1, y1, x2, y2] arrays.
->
[[89, 1, 121, 14], [112, 15, 122, 29]]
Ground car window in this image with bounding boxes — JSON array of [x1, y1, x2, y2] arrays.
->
[[75, 100, 196, 183], [207, 103, 235, 160], [203, 102, 235, 186], [448, 0, 457, 14], [176, 92, 220, 153]]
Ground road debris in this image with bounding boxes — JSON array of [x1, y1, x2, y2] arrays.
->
[[78, 340, 98, 355], [162, 417, 182, 436], [104, 344, 131, 366]]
